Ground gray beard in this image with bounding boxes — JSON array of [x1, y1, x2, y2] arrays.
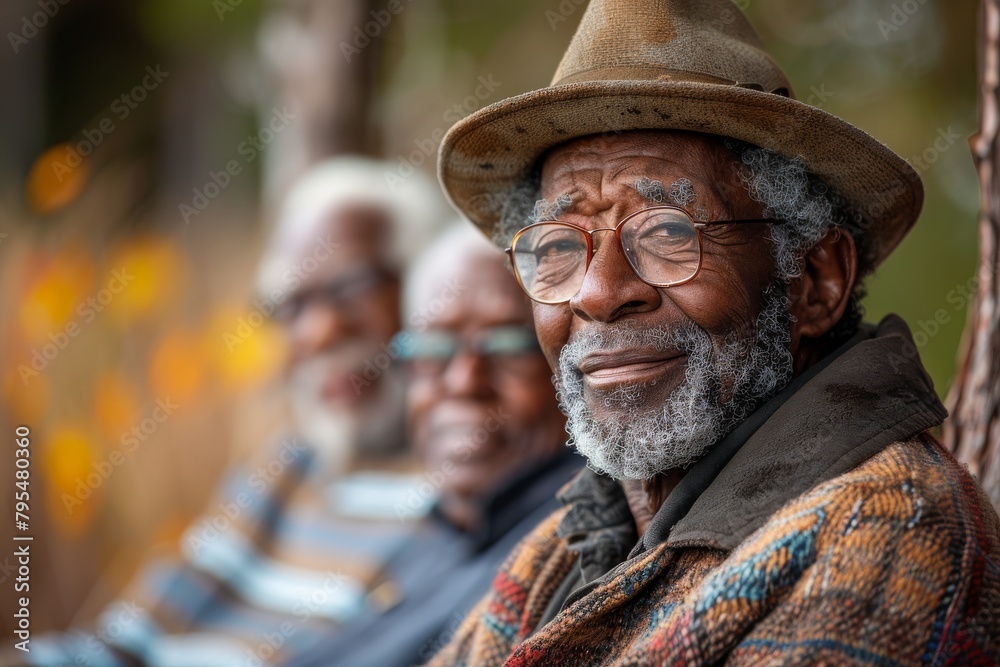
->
[[555, 282, 794, 480], [288, 347, 406, 477]]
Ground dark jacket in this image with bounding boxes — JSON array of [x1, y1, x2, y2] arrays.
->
[[286, 450, 583, 667]]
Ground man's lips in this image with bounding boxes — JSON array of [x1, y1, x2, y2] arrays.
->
[[426, 412, 503, 459], [320, 367, 370, 402], [578, 349, 686, 391]]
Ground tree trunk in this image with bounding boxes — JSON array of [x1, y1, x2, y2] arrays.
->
[[943, 0, 1000, 510], [258, 0, 382, 210]]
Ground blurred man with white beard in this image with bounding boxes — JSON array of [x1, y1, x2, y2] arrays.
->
[[258, 157, 447, 474], [12, 158, 449, 667], [286, 224, 580, 667]]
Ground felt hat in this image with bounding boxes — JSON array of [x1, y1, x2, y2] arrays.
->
[[437, 0, 922, 266]]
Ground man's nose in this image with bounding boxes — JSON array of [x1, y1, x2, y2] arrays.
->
[[569, 231, 661, 323], [441, 348, 493, 399], [287, 302, 355, 358]]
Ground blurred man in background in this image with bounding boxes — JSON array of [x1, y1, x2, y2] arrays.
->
[[287, 224, 580, 667], [9, 158, 450, 666]]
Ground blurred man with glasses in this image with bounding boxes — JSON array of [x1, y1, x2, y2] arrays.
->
[[287, 223, 580, 667], [15, 158, 453, 666]]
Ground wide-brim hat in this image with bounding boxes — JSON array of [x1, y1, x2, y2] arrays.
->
[[437, 0, 922, 268]]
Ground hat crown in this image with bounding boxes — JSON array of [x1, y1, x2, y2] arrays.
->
[[552, 0, 793, 97]]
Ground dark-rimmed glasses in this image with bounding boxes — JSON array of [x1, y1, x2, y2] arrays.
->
[[271, 265, 394, 324], [505, 206, 783, 304]]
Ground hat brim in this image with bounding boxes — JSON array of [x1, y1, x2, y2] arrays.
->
[[438, 80, 922, 268]]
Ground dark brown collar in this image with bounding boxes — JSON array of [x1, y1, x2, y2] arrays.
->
[[665, 314, 947, 550]]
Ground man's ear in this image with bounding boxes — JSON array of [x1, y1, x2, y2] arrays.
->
[[787, 228, 858, 340]]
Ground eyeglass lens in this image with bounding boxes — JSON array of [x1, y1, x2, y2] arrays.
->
[[510, 208, 701, 303]]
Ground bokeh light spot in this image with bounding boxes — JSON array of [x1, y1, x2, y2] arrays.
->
[[149, 328, 205, 403], [105, 236, 188, 323], [93, 372, 141, 441], [26, 144, 89, 214]]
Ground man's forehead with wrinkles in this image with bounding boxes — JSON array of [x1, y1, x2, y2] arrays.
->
[[531, 177, 698, 222], [534, 131, 758, 224]]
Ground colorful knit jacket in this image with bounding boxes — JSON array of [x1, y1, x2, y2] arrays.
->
[[426, 317, 1000, 666]]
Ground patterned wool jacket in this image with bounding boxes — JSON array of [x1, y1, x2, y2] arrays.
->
[[426, 316, 1000, 667]]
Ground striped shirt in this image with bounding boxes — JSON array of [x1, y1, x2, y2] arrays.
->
[[19, 438, 425, 667]]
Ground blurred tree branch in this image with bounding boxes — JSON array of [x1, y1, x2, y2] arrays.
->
[[944, 0, 1000, 509]]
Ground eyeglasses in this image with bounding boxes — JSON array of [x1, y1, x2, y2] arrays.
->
[[392, 325, 541, 375], [271, 266, 394, 323], [505, 206, 782, 305]]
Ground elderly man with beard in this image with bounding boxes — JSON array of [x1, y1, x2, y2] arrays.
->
[[286, 224, 580, 667], [12, 158, 450, 667], [425, 1, 1000, 666]]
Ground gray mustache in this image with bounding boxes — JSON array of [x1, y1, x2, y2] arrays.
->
[[559, 321, 711, 372]]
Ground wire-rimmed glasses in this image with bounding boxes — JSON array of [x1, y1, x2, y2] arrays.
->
[[505, 206, 782, 304]]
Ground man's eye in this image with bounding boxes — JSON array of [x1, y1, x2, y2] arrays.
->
[[272, 298, 302, 322], [642, 222, 689, 237], [535, 238, 586, 258]]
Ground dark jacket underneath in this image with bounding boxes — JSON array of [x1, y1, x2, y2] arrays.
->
[[286, 450, 582, 667]]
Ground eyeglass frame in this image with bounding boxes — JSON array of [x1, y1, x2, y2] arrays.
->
[[270, 264, 396, 324], [504, 205, 784, 305], [392, 325, 543, 378]]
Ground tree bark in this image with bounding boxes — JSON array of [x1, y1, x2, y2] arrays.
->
[[943, 0, 1000, 509]]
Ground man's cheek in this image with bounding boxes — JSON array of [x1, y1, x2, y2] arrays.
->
[[668, 275, 752, 336], [531, 302, 571, 370], [407, 389, 436, 456]]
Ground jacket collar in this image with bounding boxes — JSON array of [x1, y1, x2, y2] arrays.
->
[[665, 314, 946, 550], [557, 315, 947, 556], [432, 449, 584, 552]]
